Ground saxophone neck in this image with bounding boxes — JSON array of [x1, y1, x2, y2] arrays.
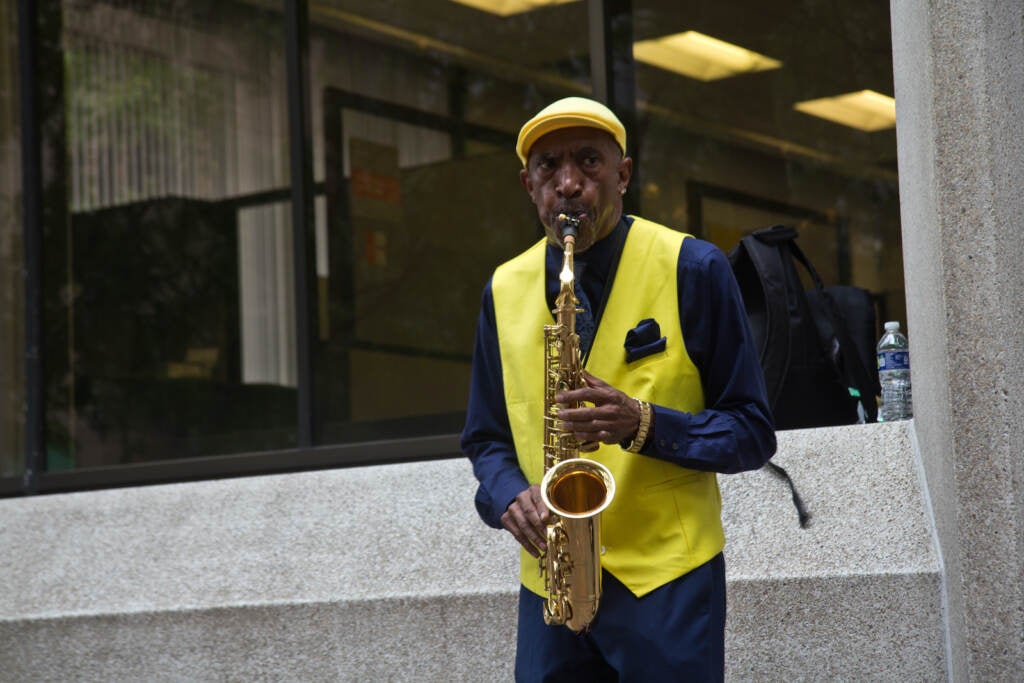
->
[[554, 235, 577, 323], [560, 235, 575, 286], [554, 213, 581, 314]]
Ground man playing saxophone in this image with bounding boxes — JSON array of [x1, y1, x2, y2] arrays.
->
[[461, 96, 776, 681]]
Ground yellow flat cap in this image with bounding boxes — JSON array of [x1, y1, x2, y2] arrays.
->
[[516, 96, 627, 166]]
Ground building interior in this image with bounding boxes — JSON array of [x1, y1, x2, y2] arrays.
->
[[0, 0, 903, 478]]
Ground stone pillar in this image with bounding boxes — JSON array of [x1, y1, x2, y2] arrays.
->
[[891, 1, 1024, 679]]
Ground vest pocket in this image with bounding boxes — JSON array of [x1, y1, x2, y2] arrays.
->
[[624, 346, 670, 371], [618, 351, 673, 399]]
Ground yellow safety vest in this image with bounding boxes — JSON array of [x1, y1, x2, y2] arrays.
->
[[491, 216, 725, 598]]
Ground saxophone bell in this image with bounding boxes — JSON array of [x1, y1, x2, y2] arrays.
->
[[540, 457, 615, 632]]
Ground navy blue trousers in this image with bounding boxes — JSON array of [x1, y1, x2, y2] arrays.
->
[[514, 553, 726, 683]]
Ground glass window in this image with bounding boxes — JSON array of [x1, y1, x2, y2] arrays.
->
[[9, 0, 908, 489], [308, 0, 591, 443], [632, 1, 904, 326], [51, 0, 293, 469], [0, 0, 22, 478]]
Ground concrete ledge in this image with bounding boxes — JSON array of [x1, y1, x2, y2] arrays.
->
[[721, 420, 945, 680], [0, 593, 518, 682], [728, 571, 944, 680], [0, 421, 944, 681]]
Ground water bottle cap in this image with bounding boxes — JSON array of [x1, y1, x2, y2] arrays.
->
[[884, 321, 900, 331]]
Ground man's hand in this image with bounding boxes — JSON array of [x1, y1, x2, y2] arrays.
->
[[556, 371, 641, 449], [501, 484, 550, 557]]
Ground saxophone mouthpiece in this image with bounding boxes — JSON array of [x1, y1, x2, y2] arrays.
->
[[557, 213, 583, 241]]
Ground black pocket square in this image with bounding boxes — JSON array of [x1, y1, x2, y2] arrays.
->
[[624, 318, 667, 362]]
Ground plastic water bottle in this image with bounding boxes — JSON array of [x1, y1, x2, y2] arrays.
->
[[877, 321, 912, 421]]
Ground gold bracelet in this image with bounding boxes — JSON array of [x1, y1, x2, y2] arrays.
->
[[624, 398, 652, 453]]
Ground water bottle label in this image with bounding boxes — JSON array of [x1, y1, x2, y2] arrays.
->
[[877, 350, 909, 371]]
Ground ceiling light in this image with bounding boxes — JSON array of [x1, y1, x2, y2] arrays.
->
[[793, 90, 896, 132], [449, 0, 579, 17], [633, 31, 782, 81]]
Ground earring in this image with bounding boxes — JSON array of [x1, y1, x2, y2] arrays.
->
[[620, 187, 627, 195]]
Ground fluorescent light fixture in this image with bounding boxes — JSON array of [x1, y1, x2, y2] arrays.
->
[[794, 90, 896, 132], [633, 31, 782, 81], [449, 0, 579, 17]]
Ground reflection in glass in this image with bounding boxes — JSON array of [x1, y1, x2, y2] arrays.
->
[[633, 30, 782, 82], [309, 1, 590, 442], [56, 1, 294, 468], [8, 0, 914, 482], [632, 0, 903, 327]]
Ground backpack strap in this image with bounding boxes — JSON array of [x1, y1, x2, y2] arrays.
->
[[733, 225, 795, 410], [732, 225, 816, 529], [765, 461, 811, 528]]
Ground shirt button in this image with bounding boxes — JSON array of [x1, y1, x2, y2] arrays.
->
[[658, 439, 667, 448], [671, 442, 680, 450]]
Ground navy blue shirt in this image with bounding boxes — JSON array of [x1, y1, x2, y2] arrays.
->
[[461, 216, 776, 529]]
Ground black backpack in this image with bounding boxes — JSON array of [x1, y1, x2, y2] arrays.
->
[[728, 224, 881, 526]]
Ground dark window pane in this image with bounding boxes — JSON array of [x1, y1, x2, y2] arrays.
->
[[633, 1, 903, 326], [1, 1, 23, 477], [310, 1, 590, 444], [54, 1, 293, 469], [19, 0, 908, 484]]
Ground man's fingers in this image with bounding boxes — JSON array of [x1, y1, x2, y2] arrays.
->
[[555, 370, 641, 446], [556, 373, 625, 409], [573, 427, 617, 445], [504, 515, 547, 556], [502, 486, 550, 555], [558, 402, 640, 444], [505, 522, 544, 557]]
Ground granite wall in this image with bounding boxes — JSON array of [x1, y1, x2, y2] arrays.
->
[[891, 1, 1024, 679], [1, 422, 944, 681]]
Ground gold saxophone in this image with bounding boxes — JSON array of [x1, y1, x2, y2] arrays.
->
[[539, 213, 616, 633]]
